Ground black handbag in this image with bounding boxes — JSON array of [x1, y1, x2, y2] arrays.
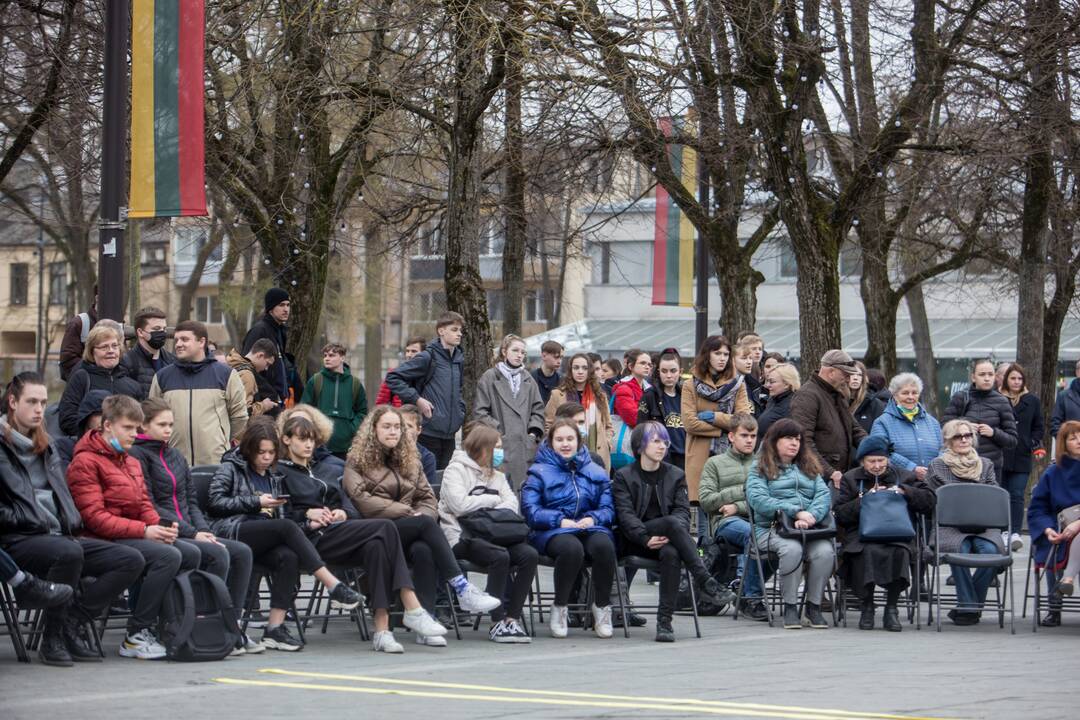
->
[[859, 487, 915, 542], [459, 508, 529, 547], [776, 510, 836, 541]]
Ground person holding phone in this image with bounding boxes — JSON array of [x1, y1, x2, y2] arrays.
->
[[66, 394, 200, 660], [277, 414, 447, 653], [206, 416, 361, 651]]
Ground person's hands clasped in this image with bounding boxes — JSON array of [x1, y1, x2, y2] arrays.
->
[[577, 516, 596, 529], [721, 503, 738, 518], [145, 523, 178, 544], [646, 536, 669, 549], [307, 507, 334, 529], [560, 518, 579, 529], [194, 530, 220, 544], [914, 466, 928, 480], [830, 471, 843, 489], [1046, 528, 1063, 544], [794, 510, 816, 530], [331, 509, 348, 523], [259, 493, 286, 509]]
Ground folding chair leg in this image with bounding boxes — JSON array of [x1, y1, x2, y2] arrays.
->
[[613, 566, 630, 638], [685, 569, 701, 639], [1021, 553, 1032, 619], [1, 585, 30, 663]]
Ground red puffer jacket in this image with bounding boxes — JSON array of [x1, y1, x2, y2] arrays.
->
[[66, 430, 159, 539], [612, 377, 648, 428]]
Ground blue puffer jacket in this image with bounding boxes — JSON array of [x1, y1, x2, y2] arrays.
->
[[745, 461, 831, 539], [869, 400, 942, 472], [521, 442, 615, 554]]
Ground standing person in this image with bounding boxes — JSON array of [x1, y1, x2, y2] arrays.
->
[[733, 343, 766, 416], [150, 320, 248, 467], [942, 358, 1018, 497], [130, 398, 259, 654], [0, 373, 144, 665], [757, 363, 799, 444], [1050, 358, 1080, 437], [438, 423, 538, 643], [789, 349, 867, 490], [999, 363, 1044, 548], [301, 342, 368, 461], [641, 351, 687, 469], [849, 361, 885, 435], [120, 306, 175, 397], [522, 419, 618, 639], [869, 373, 942, 480], [612, 349, 653, 428], [241, 288, 292, 409], [226, 338, 280, 418], [761, 352, 785, 378], [384, 311, 466, 470], [474, 334, 545, 489], [612, 421, 734, 642], [376, 337, 426, 407], [737, 333, 766, 378], [58, 288, 98, 381], [600, 358, 623, 397], [682, 335, 751, 508], [545, 352, 613, 470], [532, 340, 564, 406], [343, 405, 502, 647], [66, 395, 200, 659], [58, 325, 144, 436]]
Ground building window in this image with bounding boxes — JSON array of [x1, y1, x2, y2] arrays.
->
[[9, 263, 28, 306], [592, 241, 651, 286], [524, 288, 554, 323], [480, 220, 505, 256], [416, 223, 445, 257], [175, 226, 222, 263], [415, 291, 446, 321], [48, 263, 67, 306], [195, 295, 224, 324]]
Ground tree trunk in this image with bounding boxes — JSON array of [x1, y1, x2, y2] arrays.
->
[[713, 239, 760, 342], [905, 283, 940, 417], [859, 240, 899, 377], [500, 0, 526, 337]]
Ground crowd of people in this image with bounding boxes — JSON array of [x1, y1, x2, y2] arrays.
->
[[4, 286, 1080, 668]]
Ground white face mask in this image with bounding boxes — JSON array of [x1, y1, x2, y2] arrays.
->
[[577, 423, 589, 439]]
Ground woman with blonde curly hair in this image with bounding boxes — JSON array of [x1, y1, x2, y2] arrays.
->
[[343, 405, 501, 647]]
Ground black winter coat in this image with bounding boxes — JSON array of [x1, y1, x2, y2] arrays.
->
[[834, 465, 934, 556], [942, 385, 1018, 474], [120, 344, 175, 398], [1002, 393, 1045, 474], [58, 361, 143, 436], [0, 440, 83, 539], [755, 389, 794, 448], [852, 394, 886, 435], [129, 436, 210, 538], [611, 460, 691, 547], [206, 449, 286, 539], [277, 460, 355, 536], [744, 374, 767, 417], [241, 313, 290, 401]]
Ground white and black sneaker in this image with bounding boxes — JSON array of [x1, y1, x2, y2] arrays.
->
[[261, 624, 303, 651], [490, 618, 531, 644], [328, 582, 361, 610], [119, 628, 167, 660]]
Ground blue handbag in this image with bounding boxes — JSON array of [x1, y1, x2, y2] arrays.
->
[[859, 486, 915, 542]]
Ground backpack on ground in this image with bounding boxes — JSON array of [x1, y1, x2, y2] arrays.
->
[[158, 570, 241, 662]]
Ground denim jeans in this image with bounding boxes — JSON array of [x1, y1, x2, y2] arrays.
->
[[715, 518, 762, 599], [0, 547, 20, 584], [950, 536, 998, 612], [1000, 471, 1028, 535]]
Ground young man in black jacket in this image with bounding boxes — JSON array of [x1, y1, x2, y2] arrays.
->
[[120, 306, 175, 397], [612, 420, 736, 642], [242, 288, 292, 409]]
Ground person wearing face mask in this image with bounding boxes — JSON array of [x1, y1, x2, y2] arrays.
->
[[641, 351, 687, 470], [474, 334, 545, 489], [553, 402, 607, 467], [545, 352, 613, 470], [58, 325, 144, 436], [438, 423, 538, 643], [834, 436, 933, 632], [120, 307, 175, 398]]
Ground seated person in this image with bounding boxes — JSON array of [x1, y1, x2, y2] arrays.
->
[[54, 390, 110, 468], [553, 402, 606, 468], [278, 404, 351, 515], [438, 422, 538, 643], [924, 419, 1004, 625], [522, 418, 617, 639], [398, 404, 437, 487], [343, 406, 501, 648], [698, 414, 767, 620], [1, 547, 73, 608], [66, 395, 197, 660], [276, 414, 446, 653], [1027, 421, 1080, 627], [835, 436, 933, 632], [612, 421, 734, 642], [746, 418, 834, 630], [129, 398, 259, 654], [0, 373, 143, 666], [206, 416, 360, 651]]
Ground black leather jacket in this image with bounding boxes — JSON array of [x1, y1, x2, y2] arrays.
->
[[0, 439, 83, 539], [206, 449, 285, 539]]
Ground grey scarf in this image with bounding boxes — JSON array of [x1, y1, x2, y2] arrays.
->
[[496, 362, 524, 397]]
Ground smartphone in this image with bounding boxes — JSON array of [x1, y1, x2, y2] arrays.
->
[[273, 494, 291, 500], [159, 519, 175, 528]]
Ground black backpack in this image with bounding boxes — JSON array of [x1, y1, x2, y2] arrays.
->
[[158, 570, 241, 662]]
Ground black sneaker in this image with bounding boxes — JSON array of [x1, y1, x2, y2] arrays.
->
[[13, 574, 73, 610], [262, 624, 304, 651], [1041, 610, 1061, 627], [783, 604, 801, 629], [858, 604, 875, 630], [62, 615, 102, 662], [655, 617, 675, 643], [38, 624, 74, 667], [883, 606, 902, 632], [698, 577, 737, 608], [739, 600, 768, 622], [947, 609, 980, 626], [804, 603, 829, 629], [328, 582, 360, 610]]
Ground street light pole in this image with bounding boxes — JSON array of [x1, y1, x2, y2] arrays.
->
[[98, 0, 128, 321], [35, 185, 45, 372]]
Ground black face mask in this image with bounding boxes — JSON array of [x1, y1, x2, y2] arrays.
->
[[147, 330, 167, 350]]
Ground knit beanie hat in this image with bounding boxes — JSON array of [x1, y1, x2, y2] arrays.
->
[[855, 435, 891, 463], [264, 287, 290, 313]]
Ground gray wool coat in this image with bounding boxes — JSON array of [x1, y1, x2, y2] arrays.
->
[[924, 456, 1005, 554], [473, 367, 545, 490]]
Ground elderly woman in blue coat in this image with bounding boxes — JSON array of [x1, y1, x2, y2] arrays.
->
[[522, 417, 617, 639], [869, 373, 942, 481], [746, 418, 834, 630]]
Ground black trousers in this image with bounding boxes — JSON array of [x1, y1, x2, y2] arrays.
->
[[454, 538, 538, 621], [314, 519, 413, 611], [235, 519, 324, 610], [546, 532, 616, 607], [622, 516, 708, 618], [418, 435, 456, 470], [175, 537, 254, 613], [393, 514, 462, 612], [114, 539, 200, 632], [3, 535, 144, 622]]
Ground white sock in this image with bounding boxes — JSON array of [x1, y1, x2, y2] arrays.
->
[[9, 570, 26, 587]]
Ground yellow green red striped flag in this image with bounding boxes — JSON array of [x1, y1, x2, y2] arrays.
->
[[651, 117, 696, 307], [129, 0, 207, 218]]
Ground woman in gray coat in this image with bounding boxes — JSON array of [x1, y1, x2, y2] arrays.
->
[[474, 334, 545, 489]]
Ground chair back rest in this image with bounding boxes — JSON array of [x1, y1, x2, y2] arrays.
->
[[934, 483, 1010, 533], [191, 465, 220, 514]]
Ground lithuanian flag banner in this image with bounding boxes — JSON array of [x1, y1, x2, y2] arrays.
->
[[651, 117, 696, 307], [129, 0, 207, 218]]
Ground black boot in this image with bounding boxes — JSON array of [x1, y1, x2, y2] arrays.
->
[[1041, 610, 1061, 627], [782, 603, 801, 629], [739, 599, 768, 622], [697, 576, 736, 608], [655, 615, 675, 643], [883, 606, 902, 632], [804, 603, 829, 629], [62, 613, 102, 662], [38, 619, 73, 667], [858, 602, 875, 631]]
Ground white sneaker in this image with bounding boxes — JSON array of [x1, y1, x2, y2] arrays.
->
[[415, 633, 447, 647], [592, 604, 613, 638], [372, 631, 404, 654], [456, 583, 501, 614], [1009, 533, 1024, 551], [119, 628, 167, 660], [402, 608, 447, 637], [549, 605, 569, 638]]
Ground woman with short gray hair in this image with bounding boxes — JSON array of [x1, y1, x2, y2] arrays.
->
[[869, 373, 941, 481]]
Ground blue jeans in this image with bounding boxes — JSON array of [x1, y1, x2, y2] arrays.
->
[[950, 537, 998, 613], [1000, 471, 1028, 535], [0, 547, 19, 584], [715, 519, 762, 599]]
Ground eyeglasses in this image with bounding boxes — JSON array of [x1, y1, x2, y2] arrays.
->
[[951, 433, 974, 441]]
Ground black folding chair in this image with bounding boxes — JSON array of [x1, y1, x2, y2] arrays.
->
[[618, 555, 702, 638], [0, 582, 30, 662], [529, 555, 629, 638]]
